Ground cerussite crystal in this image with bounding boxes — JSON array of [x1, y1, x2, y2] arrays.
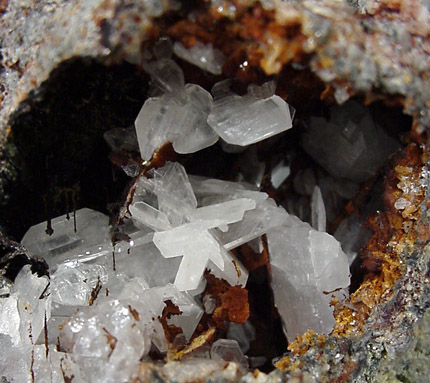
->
[[268, 223, 350, 340]]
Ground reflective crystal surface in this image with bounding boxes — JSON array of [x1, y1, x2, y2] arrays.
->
[[21, 208, 111, 269], [268, 223, 350, 340], [207, 81, 292, 146]]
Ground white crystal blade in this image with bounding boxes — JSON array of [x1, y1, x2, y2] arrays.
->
[[208, 82, 292, 146]]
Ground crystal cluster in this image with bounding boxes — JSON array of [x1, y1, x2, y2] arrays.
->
[[302, 100, 399, 182], [1, 37, 404, 383], [133, 39, 292, 161]]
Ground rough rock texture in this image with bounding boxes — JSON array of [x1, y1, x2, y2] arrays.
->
[[1, 0, 430, 382]]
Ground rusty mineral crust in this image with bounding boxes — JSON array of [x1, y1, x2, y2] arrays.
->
[[2, 0, 430, 382]]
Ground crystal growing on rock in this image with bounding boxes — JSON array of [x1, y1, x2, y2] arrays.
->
[[268, 223, 350, 340]]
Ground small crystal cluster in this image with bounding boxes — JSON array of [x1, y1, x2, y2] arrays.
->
[[135, 39, 293, 161], [0, 37, 402, 382]]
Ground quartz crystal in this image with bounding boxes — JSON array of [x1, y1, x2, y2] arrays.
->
[[207, 81, 293, 146], [173, 41, 225, 75], [21, 208, 111, 269], [210, 339, 249, 370], [268, 223, 350, 340], [302, 100, 399, 182]]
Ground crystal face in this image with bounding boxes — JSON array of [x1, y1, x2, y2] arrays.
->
[[207, 82, 293, 146], [267, 223, 350, 340], [4, 36, 407, 382], [21, 208, 111, 269], [302, 100, 400, 182]]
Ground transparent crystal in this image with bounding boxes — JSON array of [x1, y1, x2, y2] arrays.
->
[[131, 162, 197, 228], [334, 215, 371, 265], [210, 339, 248, 370], [268, 222, 350, 340], [159, 284, 203, 340], [103, 126, 139, 152], [21, 208, 111, 269], [219, 201, 292, 250], [311, 185, 326, 232], [173, 41, 225, 75], [153, 37, 173, 60], [135, 84, 217, 161], [207, 81, 292, 146], [271, 159, 291, 189], [51, 262, 108, 306], [172, 84, 219, 154], [302, 100, 400, 182], [227, 321, 256, 353]]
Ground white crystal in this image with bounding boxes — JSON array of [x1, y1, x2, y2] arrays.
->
[[21, 208, 111, 269], [135, 78, 217, 160], [153, 223, 227, 291], [302, 100, 399, 182], [131, 162, 197, 227], [311, 185, 326, 232], [0, 335, 32, 382], [219, 201, 292, 250], [207, 81, 292, 146], [59, 298, 152, 383], [271, 159, 291, 188], [173, 41, 225, 75], [0, 296, 20, 345], [210, 339, 248, 370], [8, 266, 52, 347], [268, 222, 350, 340], [187, 198, 256, 230], [159, 284, 203, 340]]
